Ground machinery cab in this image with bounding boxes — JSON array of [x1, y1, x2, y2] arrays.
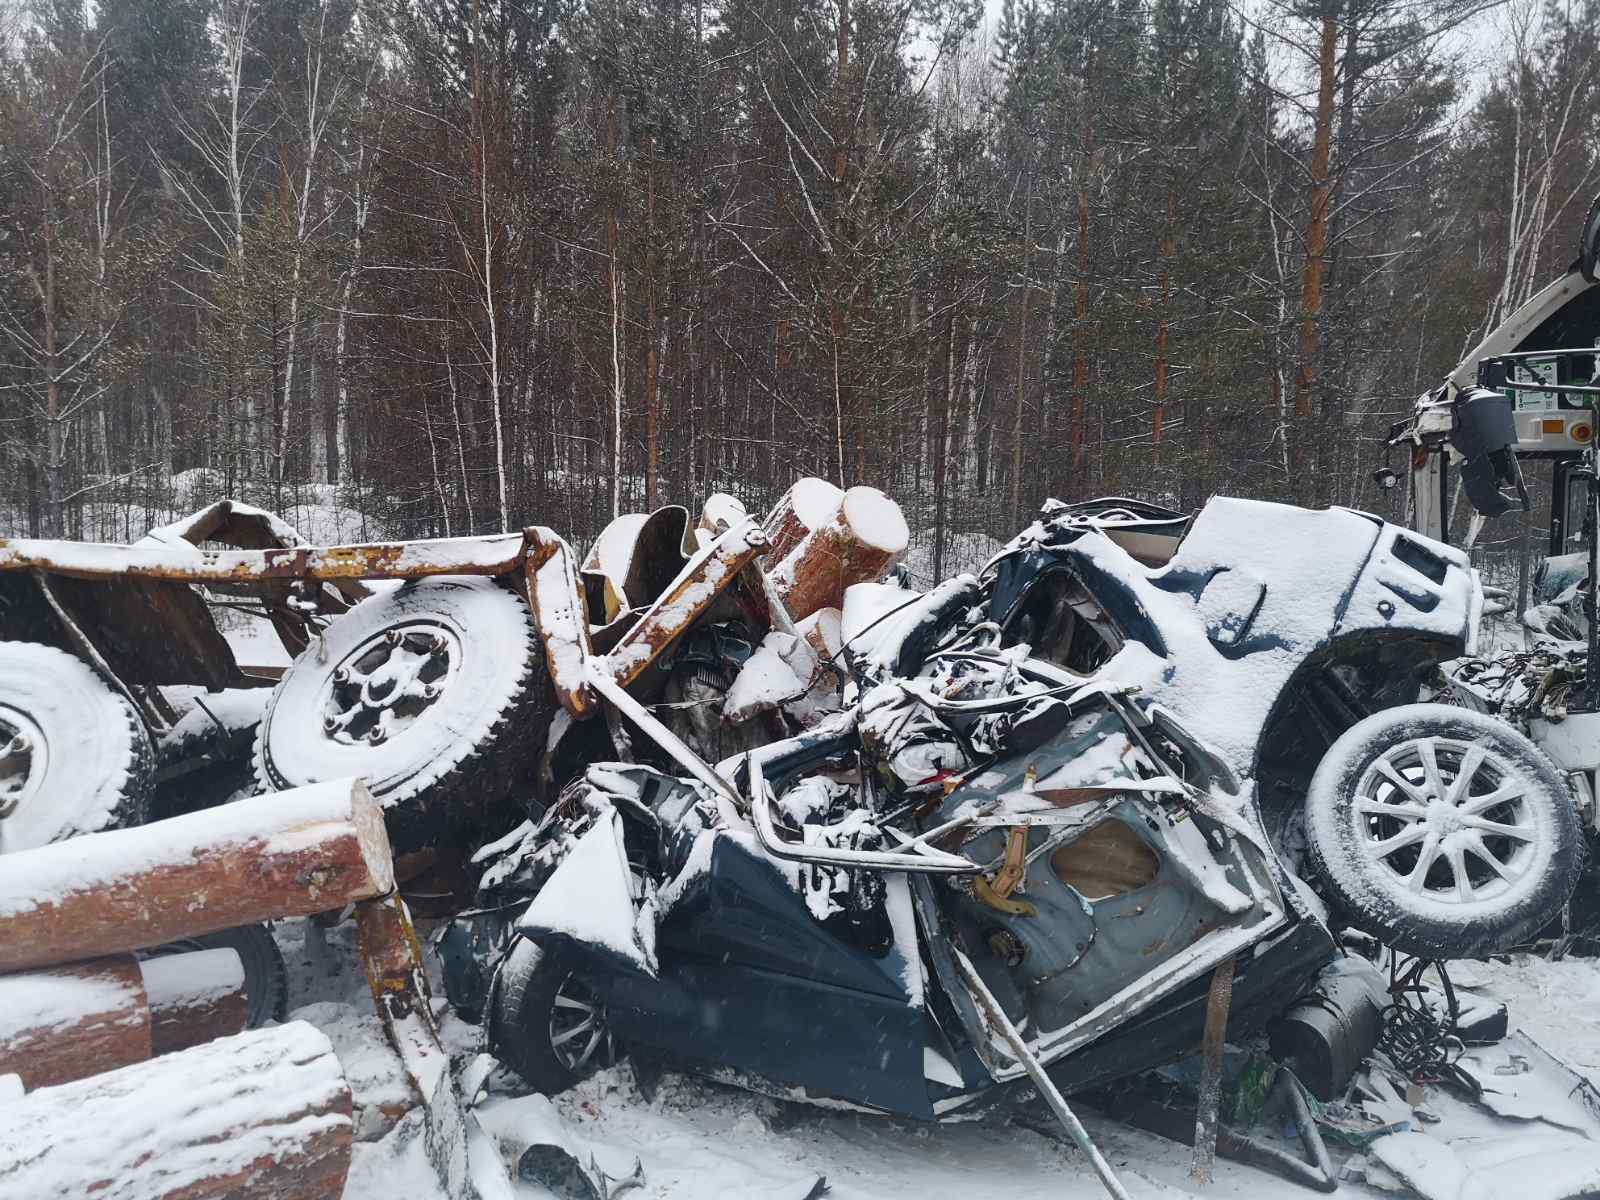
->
[[1387, 197, 1600, 564]]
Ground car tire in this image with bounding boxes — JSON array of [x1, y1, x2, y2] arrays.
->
[[1307, 703, 1584, 958], [0, 641, 151, 854], [140, 923, 289, 1027], [253, 578, 554, 855], [488, 939, 613, 1095]]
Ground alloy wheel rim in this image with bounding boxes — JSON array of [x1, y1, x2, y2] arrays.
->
[[548, 975, 610, 1074], [1352, 735, 1538, 906]]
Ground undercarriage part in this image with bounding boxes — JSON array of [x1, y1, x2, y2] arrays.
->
[[1307, 704, 1584, 959], [1088, 1080, 1338, 1194], [1267, 956, 1388, 1101], [951, 947, 1132, 1200], [0, 640, 151, 853], [255, 577, 555, 855], [1190, 955, 1236, 1186]]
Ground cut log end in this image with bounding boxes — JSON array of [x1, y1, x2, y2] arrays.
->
[[772, 489, 909, 622], [841, 486, 910, 554], [139, 948, 249, 1056], [763, 477, 844, 564]]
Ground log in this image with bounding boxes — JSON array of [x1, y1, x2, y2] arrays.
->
[[0, 778, 394, 973], [0, 1021, 353, 1200], [771, 486, 910, 621], [0, 1076, 19, 1106], [761, 477, 844, 565], [0, 956, 150, 1090], [139, 948, 249, 1056]]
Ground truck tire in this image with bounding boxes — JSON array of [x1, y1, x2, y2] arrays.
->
[[253, 578, 554, 855], [1307, 703, 1584, 959], [0, 641, 151, 854]]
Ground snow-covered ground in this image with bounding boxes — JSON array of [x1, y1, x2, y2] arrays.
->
[[269, 918, 1600, 1200]]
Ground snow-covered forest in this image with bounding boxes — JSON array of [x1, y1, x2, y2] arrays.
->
[[1, 0, 1596, 568]]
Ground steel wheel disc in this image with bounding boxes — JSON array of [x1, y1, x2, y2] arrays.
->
[[0, 704, 48, 822], [320, 622, 461, 746]]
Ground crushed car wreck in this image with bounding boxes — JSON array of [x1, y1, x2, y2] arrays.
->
[[443, 493, 1584, 1145]]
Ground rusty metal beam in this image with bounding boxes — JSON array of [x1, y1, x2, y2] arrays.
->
[[0, 533, 531, 585], [522, 529, 598, 720], [597, 518, 769, 693]]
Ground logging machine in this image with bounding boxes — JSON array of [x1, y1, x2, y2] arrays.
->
[[1381, 194, 1600, 725]]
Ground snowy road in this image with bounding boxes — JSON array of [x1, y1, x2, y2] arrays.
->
[[274, 916, 1600, 1199]]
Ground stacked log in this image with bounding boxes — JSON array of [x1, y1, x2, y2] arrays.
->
[[0, 1022, 353, 1200], [763, 477, 845, 564], [0, 956, 150, 1090], [0, 777, 394, 972], [0, 780, 393, 1199], [766, 484, 910, 621], [140, 948, 249, 1056]]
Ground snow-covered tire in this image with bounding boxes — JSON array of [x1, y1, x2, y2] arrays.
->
[[253, 578, 554, 856], [488, 939, 613, 1095], [140, 923, 288, 1028], [1307, 704, 1584, 959], [0, 641, 151, 854]]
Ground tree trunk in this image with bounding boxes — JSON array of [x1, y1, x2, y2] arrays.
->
[[607, 92, 626, 520], [0, 1022, 353, 1200], [645, 146, 662, 510], [1154, 185, 1175, 466], [0, 779, 394, 973], [139, 948, 249, 1056], [1010, 161, 1033, 529], [933, 305, 957, 580], [0, 956, 151, 1090], [1071, 104, 1094, 474], [1294, 10, 1339, 484]]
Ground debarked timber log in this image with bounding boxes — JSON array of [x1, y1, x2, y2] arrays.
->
[[0, 1021, 354, 1200], [0, 778, 394, 973], [0, 955, 151, 1090], [771, 485, 910, 621], [139, 947, 249, 1056]]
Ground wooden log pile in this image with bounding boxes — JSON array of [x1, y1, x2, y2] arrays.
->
[[0, 1022, 353, 1200], [763, 480, 910, 622], [0, 779, 396, 1200]]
